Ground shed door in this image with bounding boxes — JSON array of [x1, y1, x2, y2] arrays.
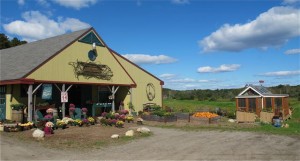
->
[[0, 86, 6, 120]]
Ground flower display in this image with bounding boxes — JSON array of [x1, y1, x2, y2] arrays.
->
[[114, 113, 120, 119], [100, 118, 107, 125], [56, 120, 67, 127], [19, 122, 33, 127], [74, 119, 83, 126], [107, 119, 117, 126], [120, 110, 129, 115], [82, 118, 89, 124], [46, 108, 54, 114], [101, 112, 107, 117], [88, 117, 95, 124], [45, 121, 54, 127], [125, 116, 134, 122], [82, 107, 88, 112], [116, 120, 124, 128], [69, 104, 76, 112], [62, 117, 74, 124], [44, 114, 53, 120], [119, 114, 126, 121]]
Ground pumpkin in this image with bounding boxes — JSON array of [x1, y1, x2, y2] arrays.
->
[[192, 112, 218, 118]]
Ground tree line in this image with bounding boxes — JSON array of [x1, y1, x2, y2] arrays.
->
[[0, 33, 27, 49], [163, 84, 300, 101]]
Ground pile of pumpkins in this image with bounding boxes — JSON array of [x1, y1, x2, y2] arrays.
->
[[192, 112, 218, 119]]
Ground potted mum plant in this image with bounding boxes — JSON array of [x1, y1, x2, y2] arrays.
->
[[82, 107, 88, 118], [56, 120, 67, 129], [88, 117, 95, 125], [69, 103, 76, 118], [116, 120, 124, 128], [82, 118, 89, 126], [125, 115, 134, 123]]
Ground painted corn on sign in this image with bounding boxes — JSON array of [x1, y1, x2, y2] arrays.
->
[[69, 60, 113, 80]]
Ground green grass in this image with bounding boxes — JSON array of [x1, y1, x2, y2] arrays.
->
[[162, 98, 300, 136], [164, 99, 236, 113]]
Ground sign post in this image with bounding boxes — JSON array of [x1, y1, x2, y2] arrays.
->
[[61, 92, 68, 103]]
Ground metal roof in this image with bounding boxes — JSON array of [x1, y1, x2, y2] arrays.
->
[[236, 84, 289, 98], [0, 28, 91, 81], [251, 85, 272, 95]]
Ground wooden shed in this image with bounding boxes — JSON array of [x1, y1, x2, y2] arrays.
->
[[235, 85, 289, 123]]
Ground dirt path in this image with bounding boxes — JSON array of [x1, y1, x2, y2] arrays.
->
[[1, 127, 300, 160]]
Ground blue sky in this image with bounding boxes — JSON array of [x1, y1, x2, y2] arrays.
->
[[1, 0, 300, 90]]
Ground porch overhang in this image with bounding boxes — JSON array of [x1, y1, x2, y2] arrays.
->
[[0, 78, 35, 85]]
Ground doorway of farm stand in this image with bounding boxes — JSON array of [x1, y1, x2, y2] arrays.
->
[[66, 85, 130, 118]]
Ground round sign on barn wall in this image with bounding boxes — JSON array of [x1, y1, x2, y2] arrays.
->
[[88, 50, 97, 61], [146, 83, 155, 101]]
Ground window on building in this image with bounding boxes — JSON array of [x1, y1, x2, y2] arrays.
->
[[0, 86, 6, 105], [248, 98, 256, 113], [275, 98, 282, 115], [238, 98, 246, 111], [238, 98, 246, 107], [265, 97, 272, 112]]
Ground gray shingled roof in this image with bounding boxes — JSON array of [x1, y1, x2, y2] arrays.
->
[[0, 28, 91, 81]]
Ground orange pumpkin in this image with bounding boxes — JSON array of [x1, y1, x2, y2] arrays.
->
[[192, 112, 218, 118]]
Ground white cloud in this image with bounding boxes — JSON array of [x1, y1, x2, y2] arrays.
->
[[18, 0, 25, 5], [169, 78, 196, 83], [3, 11, 90, 42], [160, 74, 176, 79], [200, 6, 300, 52], [197, 64, 241, 73], [171, 0, 189, 5], [259, 70, 300, 77], [37, 0, 51, 7], [198, 80, 211, 83], [283, 0, 300, 5], [122, 54, 177, 65], [52, 0, 97, 10], [163, 78, 222, 90], [285, 48, 300, 54]]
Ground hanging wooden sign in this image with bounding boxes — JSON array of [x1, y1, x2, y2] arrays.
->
[[69, 60, 113, 80]]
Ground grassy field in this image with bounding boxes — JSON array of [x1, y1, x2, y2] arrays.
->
[[163, 99, 236, 113], [163, 98, 300, 136]]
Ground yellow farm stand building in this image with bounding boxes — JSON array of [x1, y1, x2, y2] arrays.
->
[[0, 28, 163, 122]]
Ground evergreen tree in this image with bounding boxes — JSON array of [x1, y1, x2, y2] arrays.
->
[[0, 33, 10, 49], [0, 33, 27, 49]]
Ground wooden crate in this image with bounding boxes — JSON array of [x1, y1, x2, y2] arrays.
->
[[236, 111, 256, 123], [260, 112, 274, 123]]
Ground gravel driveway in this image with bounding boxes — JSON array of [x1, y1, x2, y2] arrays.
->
[[1, 127, 300, 160]]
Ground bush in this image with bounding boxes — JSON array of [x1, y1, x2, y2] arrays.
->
[[138, 111, 143, 116], [152, 110, 165, 117], [11, 103, 25, 111], [227, 111, 236, 119]]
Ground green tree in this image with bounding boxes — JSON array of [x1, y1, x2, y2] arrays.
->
[[0, 33, 10, 49], [0, 34, 27, 49]]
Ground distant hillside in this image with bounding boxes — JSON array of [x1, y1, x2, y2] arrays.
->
[[163, 84, 300, 101]]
